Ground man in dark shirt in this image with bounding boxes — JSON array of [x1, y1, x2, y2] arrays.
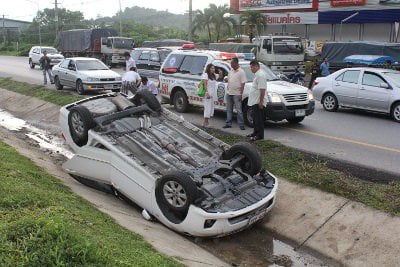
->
[[39, 50, 54, 85]]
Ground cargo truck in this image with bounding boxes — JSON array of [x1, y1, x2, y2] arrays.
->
[[58, 28, 134, 66]]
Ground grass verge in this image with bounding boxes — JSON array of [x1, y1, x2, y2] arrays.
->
[[0, 140, 181, 266]]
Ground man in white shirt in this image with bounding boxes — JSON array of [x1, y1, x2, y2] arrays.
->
[[223, 57, 247, 130], [122, 67, 141, 96], [247, 60, 267, 141], [124, 51, 136, 72], [140, 76, 158, 96]]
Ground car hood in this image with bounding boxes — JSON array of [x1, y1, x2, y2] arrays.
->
[[267, 80, 309, 94], [79, 70, 121, 79], [47, 53, 64, 59]]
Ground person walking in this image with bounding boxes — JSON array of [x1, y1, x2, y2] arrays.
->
[[223, 57, 247, 130], [202, 64, 217, 128], [385, 59, 396, 70], [140, 76, 158, 96], [247, 60, 267, 141], [320, 57, 330, 77], [39, 50, 54, 85], [124, 51, 136, 72], [308, 59, 320, 89]]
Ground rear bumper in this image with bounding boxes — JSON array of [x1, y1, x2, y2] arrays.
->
[[266, 100, 315, 121]]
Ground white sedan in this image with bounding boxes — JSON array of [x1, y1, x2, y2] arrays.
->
[[52, 57, 122, 95], [60, 91, 278, 237], [312, 67, 400, 122]]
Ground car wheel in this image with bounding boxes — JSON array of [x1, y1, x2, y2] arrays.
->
[[29, 59, 35, 69], [132, 89, 161, 112], [54, 76, 63, 90], [391, 102, 400, 123], [223, 142, 262, 175], [322, 93, 338, 112], [76, 80, 84, 95], [68, 105, 96, 146], [243, 105, 254, 127], [173, 90, 189, 113], [156, 171, 198, 223], [287, 116, 305, 124]]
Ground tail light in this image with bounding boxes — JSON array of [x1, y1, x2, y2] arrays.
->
[[61, 133, 66, 141], [313, 81, 319, 87]]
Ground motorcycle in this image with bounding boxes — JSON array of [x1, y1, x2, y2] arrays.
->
[[288, 67, 306, 86]]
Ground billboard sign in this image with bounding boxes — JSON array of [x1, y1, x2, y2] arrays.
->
[[330, 0, 366, 6], [238, 0, 316, 11]]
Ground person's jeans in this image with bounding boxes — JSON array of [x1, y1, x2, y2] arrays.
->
[[251, 104, 265, 139], [226, 94, 244, 127], [42, 68, 53, 84]]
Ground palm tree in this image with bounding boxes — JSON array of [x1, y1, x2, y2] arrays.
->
[[240, 11, 268, 42], [207, 4, 235, 42], [192, 9, 213, 42]]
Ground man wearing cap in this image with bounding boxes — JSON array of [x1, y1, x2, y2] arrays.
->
[[39, 50, 54, 85]]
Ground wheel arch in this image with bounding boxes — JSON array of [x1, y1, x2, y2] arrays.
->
[[321, 91, 337, 104], [390, 100, 400, 113], [170, 86, 186, 105]]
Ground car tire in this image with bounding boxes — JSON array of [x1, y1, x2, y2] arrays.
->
[[156, 171, 198, 223], [391, 102, 400, 123], [29, 59, 35, 69], [223, 142, 262, 175], [173, 90, 189, 113], [322, 93, 338, 112], [54, 76, 63, 90], [68, 105, 96, 146], [76, 80, 85, 95], [287, 116, 305, 124], [132, 89, 162, 112], [243, 105, 254, 127]]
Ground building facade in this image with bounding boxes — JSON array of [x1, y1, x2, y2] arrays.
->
[[230, 0, 400, 42]]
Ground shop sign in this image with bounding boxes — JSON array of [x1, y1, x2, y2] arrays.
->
[[266, 12, 318, 24], [238, 0, 315, 11], [330, 0, 366, 6]]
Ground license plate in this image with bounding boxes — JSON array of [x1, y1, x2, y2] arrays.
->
[[248, 209, 268, 225], [104, 84, 114, 89], [295, 109, 306, 117]]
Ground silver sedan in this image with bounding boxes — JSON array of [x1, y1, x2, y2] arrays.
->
[[52, 57, 122, 95], [312, 67, 400, 122]]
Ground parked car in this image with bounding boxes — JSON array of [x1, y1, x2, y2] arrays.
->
[[28, 46, 64, 69], [159, 50, 315, 126], [312, 67, 400, 122], [130, 48, 172, 79], [59, 90, 278, 237], [52, 57, 122, 95]]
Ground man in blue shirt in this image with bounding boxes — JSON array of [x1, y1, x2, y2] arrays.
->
[[320, 57, 330, 77]]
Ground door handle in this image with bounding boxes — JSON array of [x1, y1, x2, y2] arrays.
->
[[335, 83, 340, 86]]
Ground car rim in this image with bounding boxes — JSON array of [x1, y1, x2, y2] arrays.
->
[[324, 96, 335, 110], [77, 82, 83, 94], [176, 96, 184, 109], [163, 181, 187, 208], [71, 112, 84, 136], [394, 105, 400, 121]]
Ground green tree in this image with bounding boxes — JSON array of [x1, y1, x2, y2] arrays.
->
[[192, 9, 213, 42], [208, 4, 234, 42], [240, 11, 268, 42]]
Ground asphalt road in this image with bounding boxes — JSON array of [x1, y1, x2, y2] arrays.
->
[[1, 55, 399, 176]]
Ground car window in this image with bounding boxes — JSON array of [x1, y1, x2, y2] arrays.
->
[[383, 72, 400, 87], [60, 59, 70, 69], [159, 50, 171, 62], [150, 51, 160, 62], [68, 61, 76, 70], [362, 72, 386, 87], [76, 60, 108, 70], [179, 56, 208, 75], [335, 73, 344, 81], [163, 54, 185, 69], [131, 50, 142, 61], [341, 70, 360, 84], [139, 51, 150, 60]]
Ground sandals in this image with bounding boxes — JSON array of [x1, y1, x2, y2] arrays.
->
[[246, 133, 256, 137], [249, 136, 263, 141]]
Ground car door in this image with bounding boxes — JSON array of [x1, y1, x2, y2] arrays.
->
[[358, 70, 391, 112], [332, 70, 361, 107], [65, 60, 78, 87], [32, 48, 40, 64], [57, 59, 70, 85]]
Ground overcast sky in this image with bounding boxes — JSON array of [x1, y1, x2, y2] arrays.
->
[[4, 0, 230, 22]]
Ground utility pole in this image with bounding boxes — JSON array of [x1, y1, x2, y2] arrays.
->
[[188, 0, 192, 41], [119, 0, 122, 36], [55, 0, 59, 37], [2, 14, 6, 45]]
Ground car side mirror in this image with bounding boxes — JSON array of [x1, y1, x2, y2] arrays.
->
[[68, 66, 76, 71], [380, 82, 389, 89]]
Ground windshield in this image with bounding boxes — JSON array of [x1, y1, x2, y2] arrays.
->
[[113, 38, 134, 49], [42, 48, 58, 54], [76, 60, 109, 71], [240, 63, 279, 82], [159, 50, 171, 62], [273, 38, 303, 54], [384, 72, 400, 87]]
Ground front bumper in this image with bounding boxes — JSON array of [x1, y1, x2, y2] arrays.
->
[[266, 100, 315, 121], [83, 82, 122, 91]]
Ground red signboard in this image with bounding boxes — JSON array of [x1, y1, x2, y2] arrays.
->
[[330, 0, 366, 6]]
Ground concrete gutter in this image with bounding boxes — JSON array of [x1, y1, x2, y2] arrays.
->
[[0, 88, 399, 266]]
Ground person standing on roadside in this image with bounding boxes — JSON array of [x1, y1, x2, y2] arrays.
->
[[320, 57, 330, 77], [124, 51, 136, 72], [223, 57, 247, 130], [39, 50, 54, 85], [247, 60, 267, 141], [202, 63, 217, 128], [308, 59, 320, 89]]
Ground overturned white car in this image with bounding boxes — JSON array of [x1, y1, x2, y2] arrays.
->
[[60, 90, 278, 237]]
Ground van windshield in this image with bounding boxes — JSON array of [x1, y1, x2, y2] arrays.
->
[[113, 38, 134, 49], [273, 38, 303, 54], [241, 64, 279, 82]]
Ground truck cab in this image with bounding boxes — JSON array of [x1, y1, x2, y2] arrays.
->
[[253, 35, 305, 74], [101, 37, 134, 65]]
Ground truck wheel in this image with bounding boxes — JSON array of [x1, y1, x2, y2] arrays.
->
[[29, 59, 35, 69], [287, 116, 305, 124], [243, 105, 254, 127], [322, 93, 338, 112], [173, 90, 189, 113], [132, 89, 161, 112], [155, 171, 198, 223], [223, 142, 261, 175], [68, 105, 95, 146], [54, 76, 63, 90], [391, 102, 400, 123], [76, 80, 85, 95]]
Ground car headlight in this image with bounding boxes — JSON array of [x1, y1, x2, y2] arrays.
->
[[86, 77, 100, 82], [307, 89, 314, 101], [115, 77, 122, 81], [268, 92, 282, 103]]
